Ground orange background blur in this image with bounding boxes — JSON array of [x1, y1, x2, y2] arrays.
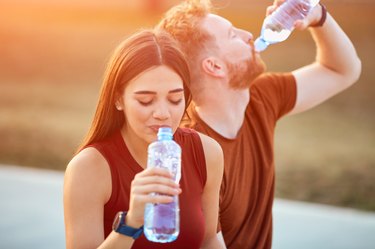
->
[[0, 0, 374, 210]]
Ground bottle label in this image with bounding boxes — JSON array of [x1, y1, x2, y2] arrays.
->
[[268, 0, 311, 31], [260, 0, 314, 45]]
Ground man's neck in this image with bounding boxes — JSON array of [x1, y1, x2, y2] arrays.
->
[[193, 86, 250, 139]]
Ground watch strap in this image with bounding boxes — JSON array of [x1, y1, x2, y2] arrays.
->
[[310, 3, 327, 28], [115, 212, 144, 239]]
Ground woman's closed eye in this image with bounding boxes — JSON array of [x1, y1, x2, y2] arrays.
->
[[137, 97, 154, 106], [135, 91, 184, 106], [138, 100, 152, 106], [169, 98, 183, 105], [168, 91, 184, 105], [137, 98, 182, 106]]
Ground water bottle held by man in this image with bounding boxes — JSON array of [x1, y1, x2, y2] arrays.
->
[[144, 127, 181, 243], [255, 0, 320, 52]]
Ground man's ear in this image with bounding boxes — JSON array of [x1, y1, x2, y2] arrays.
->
[[201, 57, 225, 78]]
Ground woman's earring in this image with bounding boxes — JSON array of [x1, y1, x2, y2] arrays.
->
[[115, 103, 122, 111]]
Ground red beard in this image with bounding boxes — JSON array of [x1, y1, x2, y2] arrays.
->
[[227, 49, 266, 89]]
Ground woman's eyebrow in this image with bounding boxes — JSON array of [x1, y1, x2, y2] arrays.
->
[[169, 88, 184, 93], [134, 88, 184, 95], [134, 90, 156, 95]]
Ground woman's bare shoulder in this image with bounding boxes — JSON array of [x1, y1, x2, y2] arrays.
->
[[65, 147, 112, 203]]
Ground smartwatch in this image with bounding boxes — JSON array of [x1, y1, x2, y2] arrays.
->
[[112, 211, 143, 239]]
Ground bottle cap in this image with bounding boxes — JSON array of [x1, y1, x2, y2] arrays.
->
[[157, 127, 173, 140], [254, 37, 268, 52]]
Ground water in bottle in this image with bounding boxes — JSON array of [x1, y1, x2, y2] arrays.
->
[[254, 0, 320, 52], [144, 127, 181, 243]]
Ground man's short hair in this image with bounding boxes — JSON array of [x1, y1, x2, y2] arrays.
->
[[157, 0, 216, 84]]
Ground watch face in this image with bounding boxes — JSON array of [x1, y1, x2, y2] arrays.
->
[[112, 211, 122, 230]]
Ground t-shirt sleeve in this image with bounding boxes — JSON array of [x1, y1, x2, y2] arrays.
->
[[251, 72, 297, 121]]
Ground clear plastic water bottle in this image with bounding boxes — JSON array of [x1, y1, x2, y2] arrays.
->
[[254, 0, 320, 52], [144, 127, 181, 243]]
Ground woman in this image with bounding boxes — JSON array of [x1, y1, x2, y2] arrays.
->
[[63, 29, 225, 249]]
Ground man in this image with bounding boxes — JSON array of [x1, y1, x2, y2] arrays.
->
[[157, 0, 361, 248]]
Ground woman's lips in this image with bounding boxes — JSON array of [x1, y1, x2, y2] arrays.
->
[[149, 125, 171, 133]]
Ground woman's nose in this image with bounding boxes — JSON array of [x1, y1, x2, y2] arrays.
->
[[153, 103, 170, 120]]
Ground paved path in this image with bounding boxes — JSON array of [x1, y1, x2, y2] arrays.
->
[[1, 165, 374, 249]]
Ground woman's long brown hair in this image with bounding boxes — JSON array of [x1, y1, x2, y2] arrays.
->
[[77, 29, 191, 153]]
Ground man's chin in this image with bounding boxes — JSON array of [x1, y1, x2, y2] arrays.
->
[[227, 55, 266, 89]]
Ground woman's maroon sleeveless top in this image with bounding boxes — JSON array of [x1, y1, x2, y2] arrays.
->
[[89, 128, 207, 248]]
